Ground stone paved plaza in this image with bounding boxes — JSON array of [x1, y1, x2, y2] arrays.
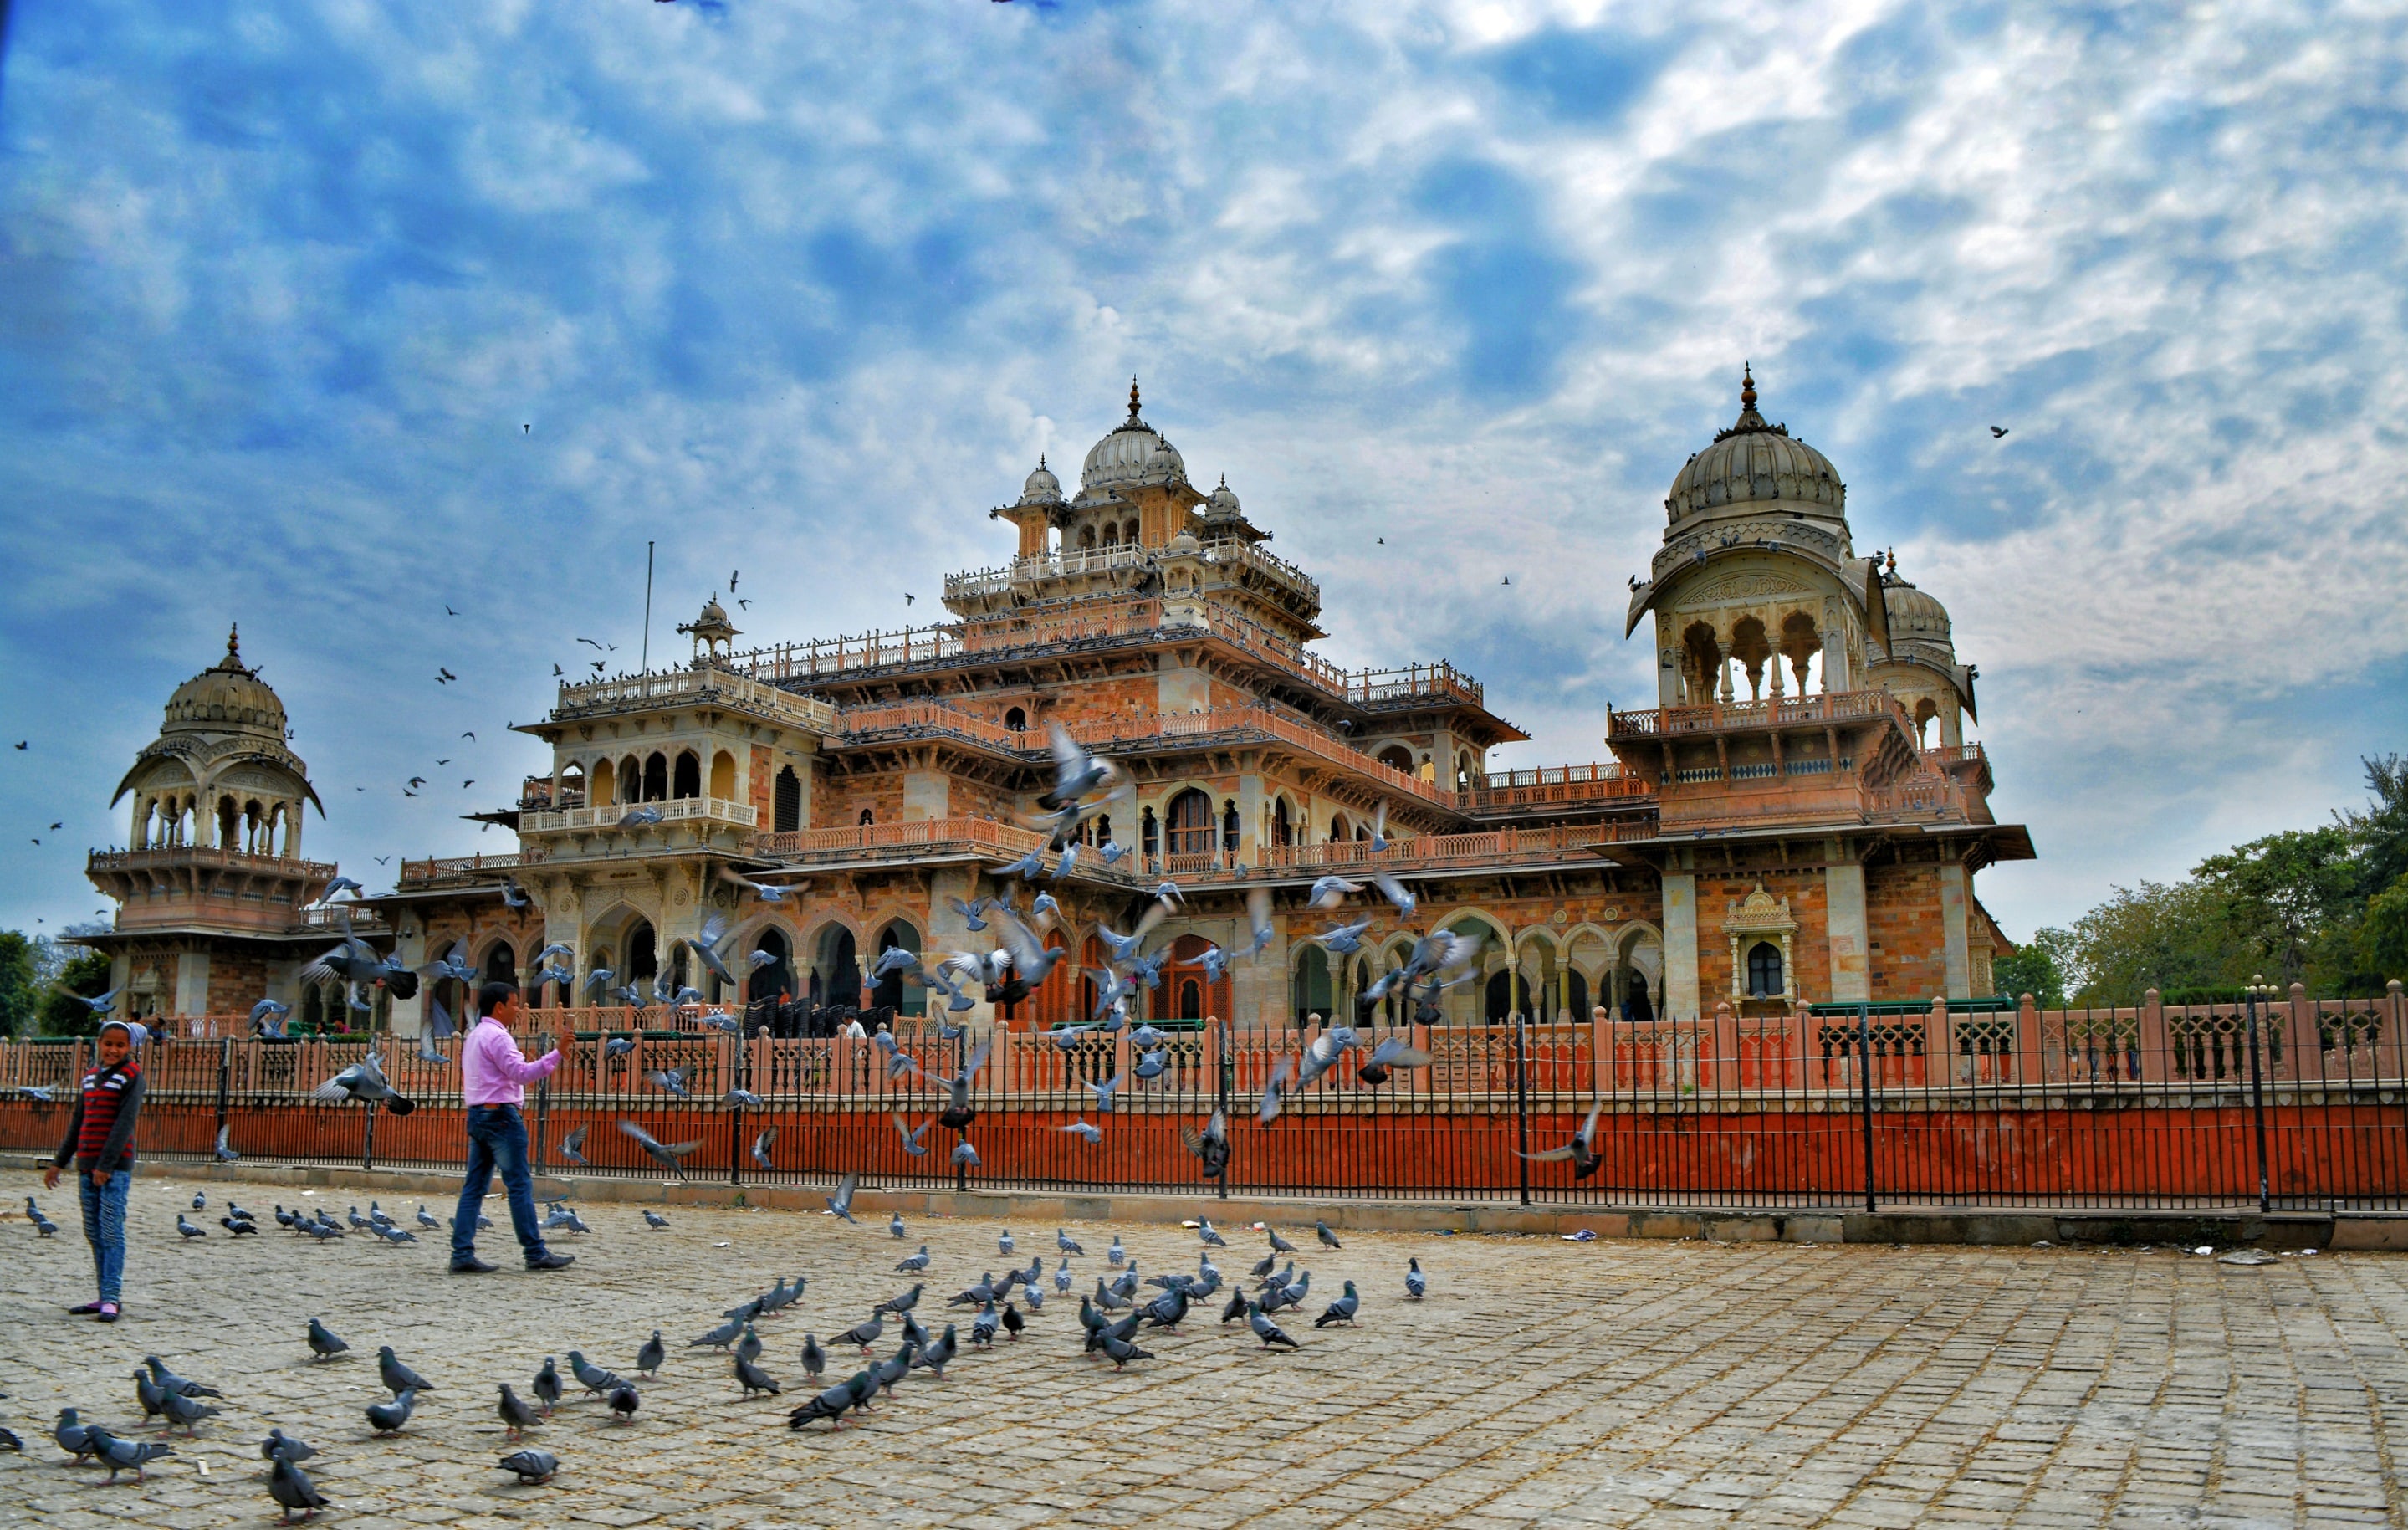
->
[[4, 1172, 2406, 1528]]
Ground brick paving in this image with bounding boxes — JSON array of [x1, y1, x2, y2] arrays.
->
[[3, 1171, 2405, 1528]]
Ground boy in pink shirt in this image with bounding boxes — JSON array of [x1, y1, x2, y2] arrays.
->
[[451, 982, 572, 1274]]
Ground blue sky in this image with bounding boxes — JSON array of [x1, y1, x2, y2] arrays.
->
[[1, 0, 2403, 944]]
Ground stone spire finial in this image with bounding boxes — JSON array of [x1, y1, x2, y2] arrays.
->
[[1127, 376, 1142, 420], [1741, 362, 1756, 413], [1039, 453, 1047, 469], [226, 622, 241, 662]]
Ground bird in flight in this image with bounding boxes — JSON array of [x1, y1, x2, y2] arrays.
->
[[730, 570, 740, 592], [374, 855, 391, 865], [578, 637, 603, 649], [1990, 426, 2009, 438], [591, 660, 606, 673], [463, 780, 475, 790], [737, 599, 750, 610], [905, 593, 915, 606], [12, 742, 24, 750], [552, 664, 564, 677], [437, 668, 457, 684], [523, 423, 531, 434], [463, 732, 476, 741], [444, 604, 459, 617], [1501, 576, 1511, 586]]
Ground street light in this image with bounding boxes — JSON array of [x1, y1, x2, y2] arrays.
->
[[2243, 974, 2273, 1214]]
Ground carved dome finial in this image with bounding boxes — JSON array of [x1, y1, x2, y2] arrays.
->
[[1741, 362, 1756, 414], [225, 622, 242, 664], [1128, 376, 1142, 420]]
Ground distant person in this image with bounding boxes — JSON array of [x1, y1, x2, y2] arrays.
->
[[451, 981, 572, 1275], [48, 1018, 146, 1321]]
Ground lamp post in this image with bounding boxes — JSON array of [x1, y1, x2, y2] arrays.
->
[[2244, 975, 2273, 1215]]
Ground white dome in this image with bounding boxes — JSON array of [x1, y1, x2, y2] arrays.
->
[[1018, 456, 1064, 506], [1204, 475, 1242, 517], [1079, 380, 1186, 496]]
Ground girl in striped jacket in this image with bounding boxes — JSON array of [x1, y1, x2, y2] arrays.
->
[[46, 1019, 146, 1322]]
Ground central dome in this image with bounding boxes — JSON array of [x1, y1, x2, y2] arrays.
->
[[1665, 366, 1846, 529], [162, 626, 288, 740], [1080, 379, 1187, 496]]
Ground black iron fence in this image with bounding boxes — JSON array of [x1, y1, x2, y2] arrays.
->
[[5, 982, 2404, 1212]]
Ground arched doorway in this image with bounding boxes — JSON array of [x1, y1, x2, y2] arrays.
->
[[1292, 946, 1332, 1025], [482, 942, 517, 986], [749, 928, 795, 1005], [1166, 789, 1214, 862], [773, 766, 801, 832], [1485, 969, 1531, 1022], [626, 921, 658, 994], [872, 922, 922, 1015], [816, 925, 861, 1010]]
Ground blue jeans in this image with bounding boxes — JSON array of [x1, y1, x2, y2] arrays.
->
[[77, 1169, 130, 1303], [453, 1104, 548, 1265]]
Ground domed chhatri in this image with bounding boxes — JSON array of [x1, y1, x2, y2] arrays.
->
[[1664, 365, 1846, 526], [677, 596, 742, 663], [1079, 377, 1188, 497], [1203, 474, 1243, 519], [161, 625, 289, 741], [1017, 454, 1064, 508]]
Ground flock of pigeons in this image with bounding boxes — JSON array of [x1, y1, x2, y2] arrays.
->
[[7, 1183, 1433, 1514]]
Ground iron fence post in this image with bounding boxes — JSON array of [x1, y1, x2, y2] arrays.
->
[[360, 1100, 378, 1174], [213, 1037, 232, 1149], [2247, 982, 2273, 1215], [532, 1075, 551, 1172], [1215, 1019, 1232, 1200], [1515, 1011, 1532, 1207], [1858, 1002, 1876, 1215], [725, 1033, 743, 1187]]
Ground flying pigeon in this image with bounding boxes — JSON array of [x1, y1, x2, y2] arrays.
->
[[617, 1120, 701, 1179]]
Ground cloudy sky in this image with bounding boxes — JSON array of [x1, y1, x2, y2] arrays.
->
[[1, 0, 2402, 946]]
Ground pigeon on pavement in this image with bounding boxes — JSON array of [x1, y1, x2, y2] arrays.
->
[[366, 1389, 417, 1435], [268, 1455, 333, 1522], [498, 1449, 559, 1484]]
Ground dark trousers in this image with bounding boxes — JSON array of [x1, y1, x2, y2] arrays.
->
[[453, 1103, 548, 1264]]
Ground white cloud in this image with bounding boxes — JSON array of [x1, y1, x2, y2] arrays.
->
[[0, 0, 2401, 948]]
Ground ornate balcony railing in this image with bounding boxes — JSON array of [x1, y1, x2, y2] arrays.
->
[[520, 796, 759, 835], [1608, 688, 1915, 739], [546, 668, 836, 730], [88, 847, 337, 878], [395, 852, 539, 888], [1456, 762, 1652, 812]]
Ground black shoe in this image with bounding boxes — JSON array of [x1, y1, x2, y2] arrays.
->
[[450, 1256, 498, 1274], [524, 1251, 575, 1272]]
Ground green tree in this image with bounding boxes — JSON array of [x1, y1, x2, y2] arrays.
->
[[2338, 753, 2408, 895], [0, 931, 38, 1037], [38, 948, 115, 1037], [2362, 873, 2408, 986], [2193, 826, 2362, 988], [1994, 927, 2071, 1006], [2061, 878, 2241, 1005]]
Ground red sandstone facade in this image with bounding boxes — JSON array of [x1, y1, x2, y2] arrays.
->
[[84, 375, 2032, 1033]]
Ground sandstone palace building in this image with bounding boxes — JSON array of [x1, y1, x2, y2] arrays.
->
[[79, 372, 2032, 1033]]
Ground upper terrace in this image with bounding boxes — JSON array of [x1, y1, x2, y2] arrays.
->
[[714, 596, 1507, 730]]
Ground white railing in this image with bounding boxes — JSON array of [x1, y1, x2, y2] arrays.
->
[[521, 796, 759, 834]]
